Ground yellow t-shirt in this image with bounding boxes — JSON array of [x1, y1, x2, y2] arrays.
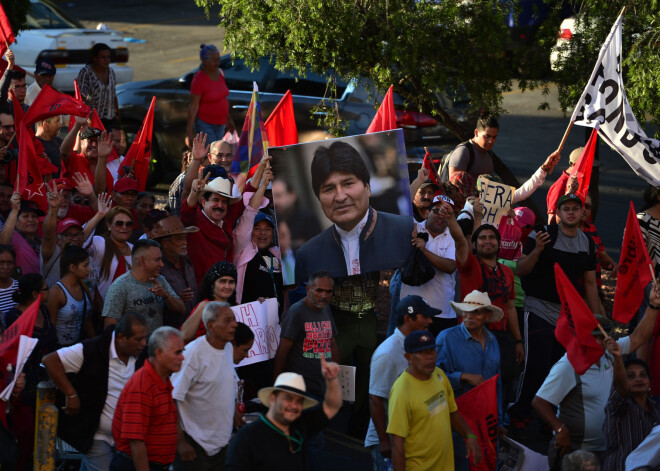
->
[[386, 367, 457, 471]]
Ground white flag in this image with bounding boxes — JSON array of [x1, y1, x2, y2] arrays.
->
[[571, 13, 660, 186]]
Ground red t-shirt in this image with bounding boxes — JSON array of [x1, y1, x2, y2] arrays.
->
[[457, 252, 515, 332], [63, 152, 115, 193], [190, 69, 230, 125], [112, 360, 177, 465]]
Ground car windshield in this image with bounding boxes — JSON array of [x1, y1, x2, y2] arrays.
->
[[25, 0, 82, 29]]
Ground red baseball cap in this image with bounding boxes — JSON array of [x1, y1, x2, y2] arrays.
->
[[57, 218, 83, 235], [114, 177, 139, 193]]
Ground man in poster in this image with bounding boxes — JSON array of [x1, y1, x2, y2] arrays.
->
[[294, 141, 414, 283]]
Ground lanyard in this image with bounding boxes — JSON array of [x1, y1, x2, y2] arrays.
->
[[259, 414, 303, 453]]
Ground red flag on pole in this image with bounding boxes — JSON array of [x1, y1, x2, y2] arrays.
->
[[422, 150, 440, 187], [23, 84, 90, 127], [0, 296, 40, 390], [119, 96, 156, 191], [613, 202, 654, 323], [0, 4, 16, 59], [554, 263, 604, 374], [455, 375, 499, 470], [568, 127, 598, 202], [366, 85, 397, 133], [16, 121, 48, 212], [264, 90, 298, 148]]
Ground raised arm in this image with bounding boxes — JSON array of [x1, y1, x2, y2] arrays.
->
[[447, 202, 468, 266], [94, 132, 112, 194], [320, 354, 342, 420], [82, 193, 111, 241], [247, 163, 273, 210], [0, 192, 20, 245], [628, 281, 660, 352], [410, 167, 430, 201], [60, 116, 88, 165], [41, 181, 63, 264], [179, 301, 208, 343], [181, 132, 208, 203], [186, 173, 209, 209]]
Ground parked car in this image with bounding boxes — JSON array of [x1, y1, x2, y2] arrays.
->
[[117, 54, 474, 186], [11, 0, 133, 92]]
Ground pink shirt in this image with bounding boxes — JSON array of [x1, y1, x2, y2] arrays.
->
[[191, 69, 230, 125]]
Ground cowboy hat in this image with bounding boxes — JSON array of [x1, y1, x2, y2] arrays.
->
[[152, 216, 199, 239], [202, 176, 240, 201], [258, 372, 318, 410], [450, 290, 504, 323]]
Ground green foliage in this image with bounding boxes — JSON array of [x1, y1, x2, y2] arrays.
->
[[2, 0, 31, 35], [552, 0, 660, 136], [195, 0, 520, 139]]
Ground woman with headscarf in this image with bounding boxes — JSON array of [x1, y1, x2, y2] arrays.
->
[[185, 44, 236, 147]]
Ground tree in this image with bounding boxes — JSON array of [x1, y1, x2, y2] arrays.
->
[[2, 0, 30, 39], [552, 0, 660, 136], [196, 0, 518, 142]]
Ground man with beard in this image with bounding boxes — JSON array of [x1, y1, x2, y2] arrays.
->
[[508, 193, 599, 436]]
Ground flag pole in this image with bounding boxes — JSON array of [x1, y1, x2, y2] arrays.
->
[[649, 263, 656, 283], [556, 121, 574, 153], [423, 146, 440, 182], [596, 323, 609, 338]]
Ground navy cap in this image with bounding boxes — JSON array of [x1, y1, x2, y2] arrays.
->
[[254, 212, 274, 227], [404, 330, 436, 354], [557, 193, 582, 208], [396, 295, 442, 322], [202, 164, 232, 182], [35, 58, 56, 76]]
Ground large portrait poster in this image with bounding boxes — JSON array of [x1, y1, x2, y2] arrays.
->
[[269, 129, 414, 284]]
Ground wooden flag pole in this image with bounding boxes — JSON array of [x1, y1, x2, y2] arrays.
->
[[556, 121, 574, 154], [596, 323, 609, 339], [423, 146, 441, 183], [649, 263, 656, 283]]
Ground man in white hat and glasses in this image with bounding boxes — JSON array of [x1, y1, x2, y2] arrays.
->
[[225, 355, 342, 471], [436, 290, 505, 471]]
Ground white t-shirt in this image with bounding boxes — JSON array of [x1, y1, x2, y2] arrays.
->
[[171, 336, 237, 455], [400, 222, 456, 318], [335, 211, 369, 276], [57, 332, 137, 445], [87, 236, 133, 300]]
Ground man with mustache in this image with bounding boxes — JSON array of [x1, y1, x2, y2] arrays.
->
[[410, 170, 440, 222]]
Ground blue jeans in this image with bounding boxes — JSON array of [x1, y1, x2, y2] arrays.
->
[[194, 117, 226, 143], [81, 439, 114, 471]]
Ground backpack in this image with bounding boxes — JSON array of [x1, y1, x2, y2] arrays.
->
[[438, 140, 494, 183]]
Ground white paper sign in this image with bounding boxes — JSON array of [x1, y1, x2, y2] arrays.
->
[[338, 365, 356, 402], [478, 177, 514, 226], [232, 298, 280, 367], [0, 335, 38, 401]]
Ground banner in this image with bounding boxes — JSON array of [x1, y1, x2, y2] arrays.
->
[[554, 263, 604, 374], [613, 201, 654, 323], [0, 297, 40, 390], [366, 85, 397, 133], [0, 335, 38, 401], [478, 176, 514, 226], [570, 13, 660, 186], [455, 375, 499, 471], [232, 298, 280, 367]]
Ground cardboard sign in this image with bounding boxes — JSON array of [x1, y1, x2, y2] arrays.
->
[[338, 365, 356, 402], [232, 298, 280, 367], [478, 177, 514, 226]]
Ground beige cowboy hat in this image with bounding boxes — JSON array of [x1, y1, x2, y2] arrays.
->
[[202, 177, 240, 201], [450, 290, 504, 323], [152, 216, 199, 240], [258, 372, 318, 410]]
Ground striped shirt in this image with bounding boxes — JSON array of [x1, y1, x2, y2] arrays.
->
[[77, 64, 117, 120], [112, 359, 177, 465], [0, 279, 17, 315]]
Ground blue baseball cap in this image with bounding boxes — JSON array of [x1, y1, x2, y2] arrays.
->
[[404, 330, 437, 354], [396, 295, 442, 322]]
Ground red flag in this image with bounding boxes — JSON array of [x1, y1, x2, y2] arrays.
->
[[554, 263, 604, 374], [16, 121, 47, 212], [613, 202, 654, 323], [0, 4, 16, 59], [367, 85, 397, 133], [264, 90, 298, 148], [455, 375, 499, 471], [67, 79, 85, 133], [9, 89, 23, 144], [119, 96, 155, 191], [422, 150, 440, 186], [568, 128, 598, 201], [0, 296, 40, 391], [23, 84, 90, 127]]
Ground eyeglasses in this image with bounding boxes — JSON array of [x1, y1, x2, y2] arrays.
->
[[209, 152, 234, 159], [11, 84, 27, 90], [62, 231, 84, 240], [1, 124, 14, 130], [113, 220, 135, 228]]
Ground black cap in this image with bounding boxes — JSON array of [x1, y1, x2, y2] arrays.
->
[[18, 200, 45, 217], [557, 193, 583, 209], [396, 295, 441, 322], [79, 127, 103, 140], [35, 58, 56, 76], [202, 164, 232, 182], [404, 330, 437, 353]]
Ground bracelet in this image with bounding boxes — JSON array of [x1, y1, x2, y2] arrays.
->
[[555, 424, 565, 434], [466, 433, 478, 440], [649, 303, 660, 310], [67, 394, 78, 399]]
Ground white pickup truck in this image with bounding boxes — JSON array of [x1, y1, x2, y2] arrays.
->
[[10, 0, 133, 92]]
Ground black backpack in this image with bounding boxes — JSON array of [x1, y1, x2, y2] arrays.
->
[[438, 140, 494, 183]]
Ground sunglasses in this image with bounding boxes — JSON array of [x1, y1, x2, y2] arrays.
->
[[113, 220, 135, 228]]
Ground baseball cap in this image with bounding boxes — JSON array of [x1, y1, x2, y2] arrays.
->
[[114, 177, 139, 193], [557, 193, 583, 209], [35, 58, 56, 76], [254, 212, 274, 227], [419, 179, 439, 190], [513, 207, 535, 228], [396, 295, 442, 322], [79, 127, 103, 140], [57, 218, 82, 235], [404, 330, 437, 354], [432, 194, 454, 207], [18, 200, 45, 217]]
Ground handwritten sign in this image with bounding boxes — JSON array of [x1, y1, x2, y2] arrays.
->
[[338, 365, 356, 402], [478, 177, 514, 226], [232, 298, 280, 367]]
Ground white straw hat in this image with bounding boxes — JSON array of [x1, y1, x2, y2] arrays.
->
[[258, 372, 318, 410], [450, 290, 504, 323]]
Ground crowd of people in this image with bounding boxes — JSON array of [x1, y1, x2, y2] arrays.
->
[[0, 42, 659, 471]]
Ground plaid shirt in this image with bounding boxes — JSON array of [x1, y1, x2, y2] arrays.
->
[[160, 253, 197, 324]]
